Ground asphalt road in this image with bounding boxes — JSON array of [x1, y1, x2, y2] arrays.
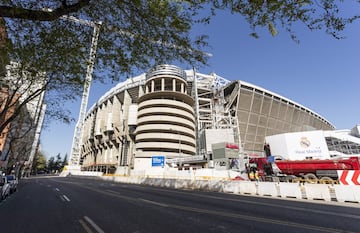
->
[[0, 176, 359, 233]]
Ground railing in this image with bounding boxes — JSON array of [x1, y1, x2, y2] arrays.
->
[[146, 64, 187, 81]]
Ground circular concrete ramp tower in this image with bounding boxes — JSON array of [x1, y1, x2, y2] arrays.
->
[[135, 65, 196, 169]]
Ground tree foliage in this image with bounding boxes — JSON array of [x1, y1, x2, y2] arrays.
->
[[0, 0, 210, 128], [0, 0, 359, 128], [47, 153, 67, 172], [31, 150, 47, 173], [193, 0, 360, 41]]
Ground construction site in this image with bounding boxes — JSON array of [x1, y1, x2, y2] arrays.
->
[[66, 64, 356, 179]]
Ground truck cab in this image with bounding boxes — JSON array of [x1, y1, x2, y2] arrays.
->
[[248, 156, 288, 182]]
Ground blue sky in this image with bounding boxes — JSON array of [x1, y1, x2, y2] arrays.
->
[[40, 8, 360, 158]]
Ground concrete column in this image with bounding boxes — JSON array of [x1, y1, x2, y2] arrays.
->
[[172, 79, 176, 91], [161, 78, 165, 91], [151, 80, 155, 92], [181, 82, 184, 93], [145, 85, 149, 94]]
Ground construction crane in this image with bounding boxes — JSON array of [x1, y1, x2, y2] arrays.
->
[[67, 17, 102, 166], [65, 17, 212, 167]]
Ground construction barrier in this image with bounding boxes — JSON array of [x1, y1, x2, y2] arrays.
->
[[303, 184, 332, 201], [277, 183, 302, 199], [238, 181, 257, 195], [337, 170, 360, 185], [333, 185, 360, 203], [223, 181, 239, 194], [257, 182, 279, 197], [72, 170, 360, 204]]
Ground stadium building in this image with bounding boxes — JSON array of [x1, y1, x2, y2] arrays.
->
[[78, 65, 334, 173]]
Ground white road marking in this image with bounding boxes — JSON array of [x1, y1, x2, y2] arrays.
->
[[106, 189, 120, 195], [55, 188, 60, 192], [148, 187, 360, 219], [79, 219, 93, 233], [139, 198, 169, 207], [84, 216, 105, 233], [62, 195, 71, 202]]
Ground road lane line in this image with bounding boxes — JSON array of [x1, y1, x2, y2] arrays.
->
[[170, 204, 354, 233], [53, 179, 355, 232], [84, 216, 105, 233], [59, 195, 65, 202], [55, 188, 60, 192], [63, 195, 71, 202], [79, 219, 94, 233], [138, 198, 169, 207], [106, 190, 120, 195], [142, 187, 360, 219]]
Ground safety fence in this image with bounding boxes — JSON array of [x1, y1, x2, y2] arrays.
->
[[62, 167, 360, 204], [101, 176, 360, 204], [222, 181, 360, 203]]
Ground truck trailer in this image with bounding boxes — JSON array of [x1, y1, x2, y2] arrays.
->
[[248, 156, 360, 183]]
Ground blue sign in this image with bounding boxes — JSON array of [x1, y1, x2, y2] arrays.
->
[[152, 156, 165, 167], [267, 156, 275, 163]]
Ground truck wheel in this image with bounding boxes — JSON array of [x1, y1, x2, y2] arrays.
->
[[319, 176, 333, 184], [304, 173, 318, 184], [285, 175, 298, 183]]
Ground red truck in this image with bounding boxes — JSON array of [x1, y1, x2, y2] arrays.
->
[[248, 156, 360, 183]]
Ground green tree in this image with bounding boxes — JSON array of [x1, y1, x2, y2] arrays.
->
[[0, 0, 358, 133], [202, 0, 360, 40], [0, 1, 209, 134], [47, 156, 55, 173], [54, 153, 62, 172], [31, 151, 47, 174], [62, 153, 68, 168]]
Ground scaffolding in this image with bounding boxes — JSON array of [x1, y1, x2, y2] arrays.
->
[[191, 70, 242, 157]]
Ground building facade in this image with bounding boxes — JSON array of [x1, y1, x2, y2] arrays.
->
[[0, 62, 46, 175], [222, 80, 334, 154], [79, 65, 334, 172]]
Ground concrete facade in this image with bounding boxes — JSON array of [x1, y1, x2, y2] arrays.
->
[[134, 65, 196, 169], [222, 80, 334, 154], [0, 62, 46, 175], [79, 65, 334, 173]]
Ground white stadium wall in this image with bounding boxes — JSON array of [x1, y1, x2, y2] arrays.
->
[[79, 65, 335, 172]]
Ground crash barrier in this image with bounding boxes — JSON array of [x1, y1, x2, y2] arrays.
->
[[67, 167, 360, 204], [220, 181, 360, 203], [129, 168, 243, 180], [60, 170, 103, 177], [337, 170, 360, 185], [100, 176, 360, 204], [333, 185, 360, 203]]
